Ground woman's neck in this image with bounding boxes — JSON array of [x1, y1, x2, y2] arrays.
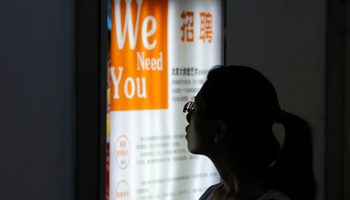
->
[[209, 155, 271, 199]]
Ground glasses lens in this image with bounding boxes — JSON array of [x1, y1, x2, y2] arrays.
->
[[183, 101, 194, 113]]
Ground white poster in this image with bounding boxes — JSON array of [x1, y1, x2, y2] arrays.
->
[[109, 0, 222, 199]]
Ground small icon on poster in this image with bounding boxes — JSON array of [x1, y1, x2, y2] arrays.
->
[[115, 135, 131, 169], [114, 180, 131, 200]]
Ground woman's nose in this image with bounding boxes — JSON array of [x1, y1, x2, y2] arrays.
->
[[186, 113, 191, 123]]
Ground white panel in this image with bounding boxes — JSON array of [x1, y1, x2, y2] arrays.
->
[[110, 0, 222, 199]]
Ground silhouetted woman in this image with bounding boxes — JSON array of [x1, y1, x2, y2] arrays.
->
[[184, 66, 316, 200]]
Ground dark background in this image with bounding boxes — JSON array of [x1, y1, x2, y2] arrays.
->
[[0, 0, 348, 199], [0, 0, 76, 199]]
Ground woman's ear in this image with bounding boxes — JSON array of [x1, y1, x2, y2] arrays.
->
[[214, 119, 227, 143]]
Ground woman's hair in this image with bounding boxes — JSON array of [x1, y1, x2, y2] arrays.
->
[[204, 65, 316, 200]]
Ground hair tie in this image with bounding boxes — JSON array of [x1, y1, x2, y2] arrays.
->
[[276, 110, 286, 124]]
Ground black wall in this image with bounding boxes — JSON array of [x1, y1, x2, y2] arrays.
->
[[0, 0, 76, 199]]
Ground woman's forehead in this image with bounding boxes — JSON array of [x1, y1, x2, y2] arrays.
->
[[195, 83, 212, 107], [196, 82, 211, 99]]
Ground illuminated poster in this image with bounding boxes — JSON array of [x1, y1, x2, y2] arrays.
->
[[109, 0, 222, 199]]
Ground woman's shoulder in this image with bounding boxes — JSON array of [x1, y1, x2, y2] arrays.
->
[[257, 188, 290, 200], [198, 182, 224, 200], [198, 184, 290, 200]]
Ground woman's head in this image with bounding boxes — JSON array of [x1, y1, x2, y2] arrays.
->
[[186, 65, 282, 170], [203, 65, 282, 127], [185, 65, 316, 199]]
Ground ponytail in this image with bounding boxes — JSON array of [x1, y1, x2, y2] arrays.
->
[[270, 112, 316, 200]]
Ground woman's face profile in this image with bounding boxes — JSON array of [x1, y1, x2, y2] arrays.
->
[[185, 82, 216, 155]]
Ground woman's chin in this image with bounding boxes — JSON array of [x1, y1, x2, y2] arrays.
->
[[187, 145, 200, 154], [187, 143, 194, 153]]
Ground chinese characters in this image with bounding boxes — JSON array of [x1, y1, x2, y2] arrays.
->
[[180, 11, 194, 42], [199, 12, 212, 43], [180, 11, 213, 43]]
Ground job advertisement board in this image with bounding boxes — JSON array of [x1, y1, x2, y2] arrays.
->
[[109, 0, 223, 199]]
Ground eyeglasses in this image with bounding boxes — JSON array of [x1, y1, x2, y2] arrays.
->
[[183, 101, 195, 113], [183, 101, 213, 118]]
